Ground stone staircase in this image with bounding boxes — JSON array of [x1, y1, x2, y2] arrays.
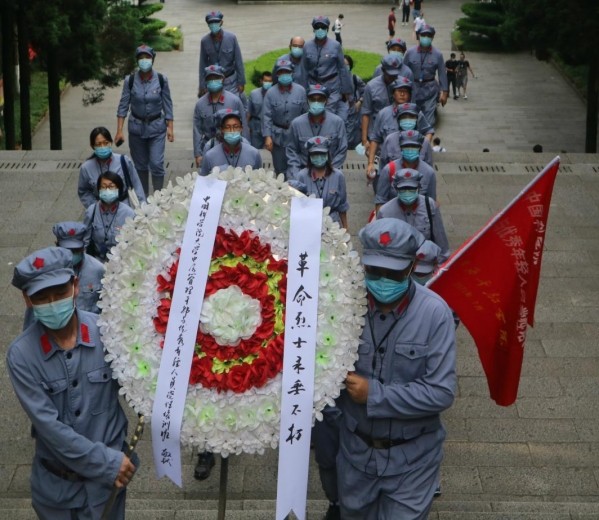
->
[[1, 152, 599, 519]]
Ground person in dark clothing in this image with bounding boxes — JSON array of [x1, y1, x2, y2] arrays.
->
[[445, 53, 459, 100]]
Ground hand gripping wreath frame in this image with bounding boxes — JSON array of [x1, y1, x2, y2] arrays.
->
[[99, 167, 366, 457]]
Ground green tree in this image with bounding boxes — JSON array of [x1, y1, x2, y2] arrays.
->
[[501, 0, 599, 152]]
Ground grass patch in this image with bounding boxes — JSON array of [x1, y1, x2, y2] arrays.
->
[[552, 54, 587, 95], [148, 25, 183, 52], [244, 48, 382, 88], [1, 69, 52, 149]]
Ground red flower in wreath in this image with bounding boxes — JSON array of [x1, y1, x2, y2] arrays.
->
[[154, 227, 287, 393]]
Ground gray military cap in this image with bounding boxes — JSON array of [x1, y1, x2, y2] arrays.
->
[[52, 221, 87, 249], [414, 240, 442, 274], [359, 219, 424, 271], [12, 247, 74, 296]]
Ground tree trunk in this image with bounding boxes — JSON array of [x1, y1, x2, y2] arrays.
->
[[585, 58, 599, 154], [17, 1, 31, 150], [47, 46, 62, 150], [1, 1, 16, 149]]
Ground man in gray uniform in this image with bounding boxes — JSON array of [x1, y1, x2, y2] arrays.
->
[[247, 71, 272, 150], [377, 168, 450, 263], [115, 45, 174, 194], [372, 38, 413, 80], [198, 11, 245, 99], [375, 130, 437, 209], [201, 109, 262, 176], [377, 102, 434, 173], [7, 247, 136, 519], [338, 218, 456, 519], [263, 59, 308, 177], [274, 37, 308, 88], [301, 16, 352, 118], [23, 222, 105, 330], [367, 78, 434, 179], [404, 24, 448, 127], [286, 84, 347, 182], [193, 65, 247, 167], [361, 54, 402, 153]]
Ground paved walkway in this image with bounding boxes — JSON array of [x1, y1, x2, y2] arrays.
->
[[32, 0, 591, 155]]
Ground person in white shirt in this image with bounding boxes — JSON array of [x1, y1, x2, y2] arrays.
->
[[414, 12, 426, 41]]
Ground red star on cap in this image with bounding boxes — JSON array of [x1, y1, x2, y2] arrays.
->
[[315, 137, 321, 144], [405, 171, 412, 178], [379, 232, 392, 246], [68, 228, 76, 236], [417, 252, 425, 259], [33, 257, 45, 269]]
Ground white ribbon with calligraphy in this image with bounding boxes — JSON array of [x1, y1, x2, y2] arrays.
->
[[276, 197, 323, 520], [151, 176, 227, 486]]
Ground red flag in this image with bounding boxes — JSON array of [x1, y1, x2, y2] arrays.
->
[[428, 157, 560, 406]]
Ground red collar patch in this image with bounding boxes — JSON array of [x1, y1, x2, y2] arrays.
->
[[40, 334, 52, 354], [81, 323, 90, 344]]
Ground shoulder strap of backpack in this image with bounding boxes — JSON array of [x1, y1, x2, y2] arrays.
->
[[120, 154, 133, 190], [129, 72, 164, 90], [424, 195, 435, 243]]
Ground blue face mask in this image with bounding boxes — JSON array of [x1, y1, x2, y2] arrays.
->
[[412, 272, 433, 285], [399, 119, 417, 131], [223, 131, 242, 145], [365, 276, 410, 304], [402, 148, 420, 162], [262, 81, 272, 90], [206, 79, 223, 93], [99, 188, 119, 204], [94, 146, 112, 160], [314, 28, 328, 40], [419, 36, 433, 48], [398, 189, 419, 205], [71, 252, 83, 266], [278, 73, 293, 86], [311, 154, 328, 168], [389, 51, 404, 60], [138, 58, 153, 72], [290, 47, 303, 58], [209, 22, 221, 34], [309, 101, 326, 115], [32, 291, 75, 330]]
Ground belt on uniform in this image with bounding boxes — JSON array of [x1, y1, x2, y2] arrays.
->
[[131, 112, 162, 123], [354, 430, 409, 450], [418, 78, 436, 83], [274, 122, 289, 130], [311, 72, 338, 83], [40, 458, 85, 482], [224, 70, 236, 78]]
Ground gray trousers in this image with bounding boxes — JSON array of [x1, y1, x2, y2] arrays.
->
[[32, 489, 126, 520]]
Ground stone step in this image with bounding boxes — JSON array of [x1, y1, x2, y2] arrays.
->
[[2, 498, 599, 519]]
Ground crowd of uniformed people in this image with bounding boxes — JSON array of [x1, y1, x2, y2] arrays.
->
[[5, 7, 457, 520]]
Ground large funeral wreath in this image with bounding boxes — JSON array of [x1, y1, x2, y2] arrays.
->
[[99, 167, 366, 456]]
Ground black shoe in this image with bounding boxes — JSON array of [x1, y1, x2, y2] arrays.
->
[[433, 485, 442, 498], [324, 503, 340, 520], [454, 95, 458, 100], [194, 451, 215, 481]]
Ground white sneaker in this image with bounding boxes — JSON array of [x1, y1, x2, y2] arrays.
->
[[464, 95, 468, 99]]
